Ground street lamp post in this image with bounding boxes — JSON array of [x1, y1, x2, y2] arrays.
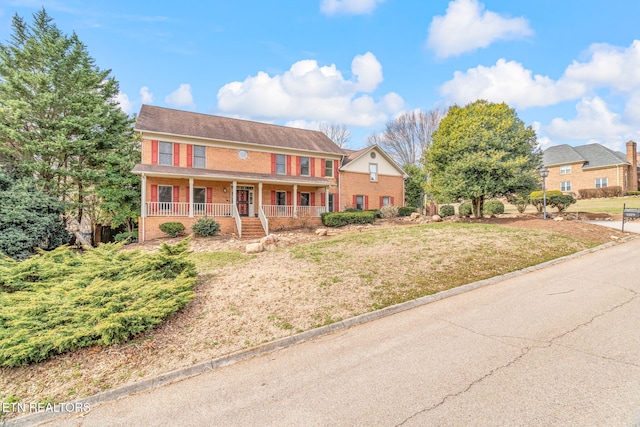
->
[[540, 167, 549, 220]]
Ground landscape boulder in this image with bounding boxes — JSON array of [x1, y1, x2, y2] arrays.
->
[[260, 234, 278, 245], [245, 243, 264, 253], [315, 228, 328, 236], [432, 215, 442, 222], [410, 212, 421, 220]]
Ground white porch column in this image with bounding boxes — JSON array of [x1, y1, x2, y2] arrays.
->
[[325, 186, 330, 212], [189, 178, 194, 218], [258, 182, 263, 211], [293, 184, 298, 217], [141, 174, 147, 218], [232, 181, 237, 206], [141, 174, 147, 243]]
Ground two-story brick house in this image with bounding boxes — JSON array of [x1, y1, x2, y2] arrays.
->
[[542, 141, 639, 196], [132, 105, 407, 241]]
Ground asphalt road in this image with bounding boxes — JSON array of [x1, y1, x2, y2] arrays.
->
[[33, 237, 640, 427]]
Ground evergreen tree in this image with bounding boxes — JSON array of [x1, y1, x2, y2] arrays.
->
[[0, 170, 69, 260], [0, 8, 137, 235], [425, 100, 540, 217]]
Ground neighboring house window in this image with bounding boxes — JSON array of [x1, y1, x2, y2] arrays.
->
[[276, 191, 287, 205], [276, 154, 286, 175], [193, 145, 206, 168], [356, 195, 364, 210], [595, 178, 608, 188], [300, 192, 310, 206], [300, 157, 310, 176], [369, 163, 378, 182], [560, 166, 571, 175], [328, 194, 335, 212], [560, 181, 572, 192], [325, 159, 334, 177], [382, 196, 391, 207], [159, 142, 173, 166]]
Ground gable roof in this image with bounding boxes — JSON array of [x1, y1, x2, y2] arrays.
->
[[135, 105, 345, 156], [543, 143, 629, 169], [341, 145, 408, 177]]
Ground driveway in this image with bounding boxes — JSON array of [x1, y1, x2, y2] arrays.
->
[[26, 237, 640, 426]]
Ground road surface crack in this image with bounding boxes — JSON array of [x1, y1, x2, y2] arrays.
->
[[395, 287, 638, 426]]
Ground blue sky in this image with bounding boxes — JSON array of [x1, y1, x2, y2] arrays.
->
[[2, 0, 640, 153]]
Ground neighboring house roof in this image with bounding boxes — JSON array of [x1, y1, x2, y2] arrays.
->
[[341, 145, 408, 178], [132, 164, 334, 187], [543, 143, 629, 169], [135, 105, 345, 156]]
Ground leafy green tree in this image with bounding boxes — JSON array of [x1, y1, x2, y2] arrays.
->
[[0, 9, 137, 237], [404, 164, 426, 208], [0, 170, 70, 260], [424, 100, 540, 218]]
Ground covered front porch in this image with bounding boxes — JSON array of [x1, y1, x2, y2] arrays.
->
[[135, 166, 335, 241]]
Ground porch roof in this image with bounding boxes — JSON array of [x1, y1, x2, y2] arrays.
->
[[132, 164, 335, 187]]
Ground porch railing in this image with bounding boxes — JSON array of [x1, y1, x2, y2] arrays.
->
[[232, 204, 241, 238], [146, 202, 232, 217], [296, 206, 327, 218], [262, 205, 295, 217], [258, 206, 269, 236]]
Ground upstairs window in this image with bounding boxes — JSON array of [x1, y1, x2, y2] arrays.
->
[[193, 145, 206, 168], [276, 154, 286, 175], [300, 157, 310, 176], [159, 142, 173, 166], [560, 165, 571, 175], [369, 163, 378, 182], [325, 159, 334, 177]]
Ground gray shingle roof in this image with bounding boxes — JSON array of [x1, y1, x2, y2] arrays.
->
[[135, 105, 345, 156], [543, 143, 629, 169]]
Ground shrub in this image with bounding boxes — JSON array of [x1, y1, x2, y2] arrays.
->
[[398, 206, 416, 217], [530, 190, 563, 212], [458, 202, 473, 217], [439, 204, 455, 217], [378, 205, 399, 219], [159, 222, 185, 238], [114, 230, 138, 244], [627, 191, 640, 196], [192, 217, 220, 237], [507, 195, 528, 213], [321, 211, 376, 227], [0, 239, 196, 366], [483, 200, 505, 216], [549, 194, 576, 212], [578, 186, 622, 199]]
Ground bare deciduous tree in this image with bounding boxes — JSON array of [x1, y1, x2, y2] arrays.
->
[[319, 123, 351, 149], [367, 109, 446, 166]]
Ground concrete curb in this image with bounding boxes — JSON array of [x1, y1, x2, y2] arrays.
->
[[5, 235, 637, 427]]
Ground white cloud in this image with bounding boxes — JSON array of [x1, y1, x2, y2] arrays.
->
[[217, 52, 404, 127], [140, 86, 154, 104], [427, 0, 533, 58], [546, 97, 635, 150], [320, 0, 384, 16], [115, 92, 133, 114], [165, 84, 195, 109], [564, 40, 640, 93], [440, 59, 584, 109]]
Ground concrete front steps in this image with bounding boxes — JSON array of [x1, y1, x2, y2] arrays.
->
[[241, 217, 266, 239]]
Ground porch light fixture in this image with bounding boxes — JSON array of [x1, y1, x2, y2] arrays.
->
[[223, 187, 227, 193], [539, 167, 549, 220]]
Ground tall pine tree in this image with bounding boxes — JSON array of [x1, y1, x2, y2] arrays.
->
[[0, 9, 138, 242]]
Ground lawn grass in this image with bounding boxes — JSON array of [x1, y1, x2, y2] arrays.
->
[[289, 222, 597, 309]]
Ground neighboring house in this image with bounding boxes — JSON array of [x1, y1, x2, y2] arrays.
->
[[132, 105, 407, 241], [542, 141, 639, 195]]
